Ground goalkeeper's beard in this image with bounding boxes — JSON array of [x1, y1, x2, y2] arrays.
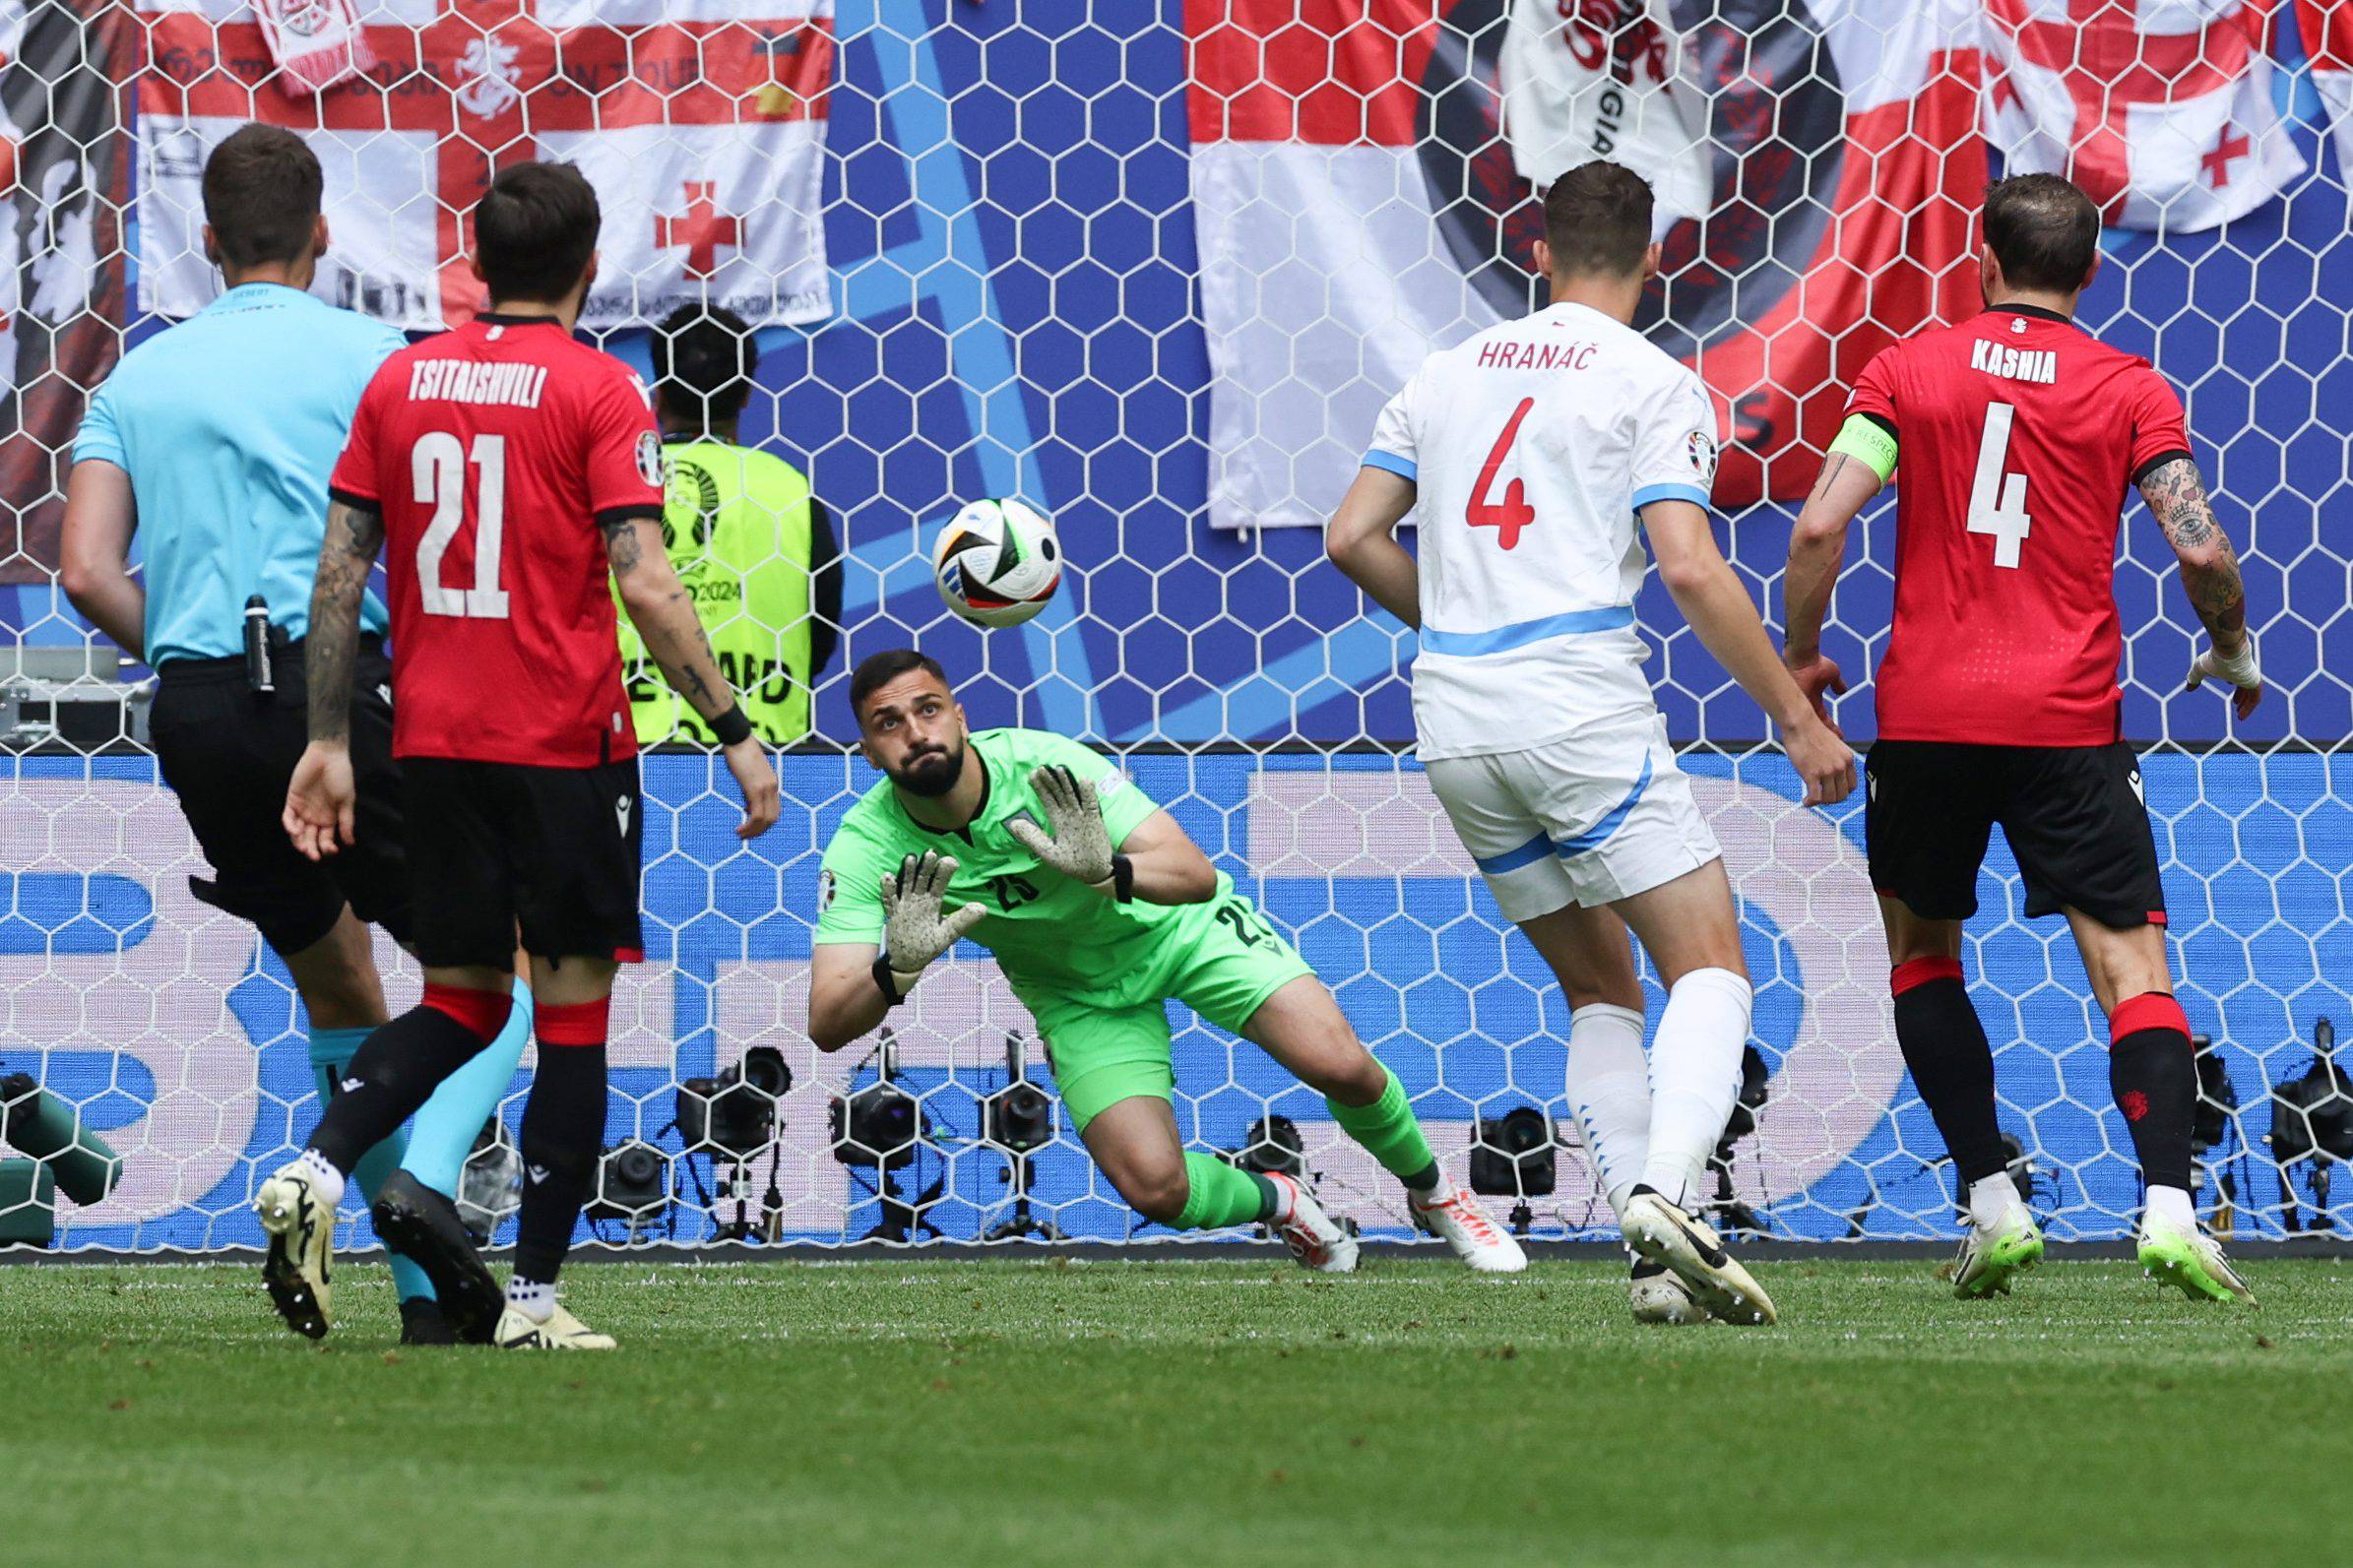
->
[[891, 740, 966, 798]]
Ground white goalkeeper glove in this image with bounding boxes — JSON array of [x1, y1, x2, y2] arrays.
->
[[875, 850, 985, 1002], [1007, 764, 1129, 900], [2186, 633, 2260, 696]]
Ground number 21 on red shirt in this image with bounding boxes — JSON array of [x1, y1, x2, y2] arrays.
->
[[1467, 397, 1536, 550], [412, 432, 510, 618]]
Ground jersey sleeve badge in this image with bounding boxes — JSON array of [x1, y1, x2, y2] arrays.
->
[[1685, 429, 1719, 482], [636, 429, 666, 489], [817, 868, 837, 913]]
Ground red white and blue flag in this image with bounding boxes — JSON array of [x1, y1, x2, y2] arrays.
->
[[1981, 0, 2303, 232], [1187, 0, 1988, 525], [134, 1, 834, 331], [2300, 1, 2353, 176]]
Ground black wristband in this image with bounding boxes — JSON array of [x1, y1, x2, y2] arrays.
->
[[710, 704, 754, 747], [1111, 853, 1134, 904], [870, 952, 906, 1008]]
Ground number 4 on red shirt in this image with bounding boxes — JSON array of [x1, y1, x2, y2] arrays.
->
[[1468, 397, 1537, 549]]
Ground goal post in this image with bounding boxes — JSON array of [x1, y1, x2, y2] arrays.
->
[[0, 2, 2345, 1253]]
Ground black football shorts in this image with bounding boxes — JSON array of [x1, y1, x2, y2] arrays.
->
[[401, 756, 645, 970], [148, 638, 412, 955], [1865, 739, 2166, 930]]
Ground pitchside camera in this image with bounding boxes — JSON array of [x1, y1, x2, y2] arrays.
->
[[677, 1045, 792, 1160], [985, 1080, 1055, 1156], [2266, 1018, 2353, 1230], [1469, 1104, 1557, 1237], [830, 1035, 920, 1171], [1229, 1113, 1305, 1179], [1469, 1105, 1557, 1200], [589, 1139, 671, 1231]]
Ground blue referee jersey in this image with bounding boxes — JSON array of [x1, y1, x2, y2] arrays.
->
[[73, 283, 405, 665]]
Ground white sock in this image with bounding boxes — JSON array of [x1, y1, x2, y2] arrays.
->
[[2145, 1184, 2196, 1231], [1640, 967, 1752, 1208], [506, 1277, 555, 1322], [1967, 1170, 2022, 1230], [293, 1148, 346, 1208], [1563, 1002, 1651, 1222]]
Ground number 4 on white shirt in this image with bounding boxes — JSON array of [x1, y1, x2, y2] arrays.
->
[[1967, 401, 2032, 569]]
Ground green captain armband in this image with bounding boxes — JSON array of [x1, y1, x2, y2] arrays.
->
[[1828, 414, 1898, 484]]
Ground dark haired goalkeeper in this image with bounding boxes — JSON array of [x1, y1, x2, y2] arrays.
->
[[807, 649, 1523, 1272]]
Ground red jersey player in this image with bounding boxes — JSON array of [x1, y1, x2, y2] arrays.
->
[[256, 162, 779, 1350], [1782, 174, 2261, 1306]]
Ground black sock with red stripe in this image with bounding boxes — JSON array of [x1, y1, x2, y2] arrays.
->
[[511, 999, 611, 1288], [1891, 957, 2009, 1185], [308, 985, 514, 1173], [2108, 991, 2195, 1192]]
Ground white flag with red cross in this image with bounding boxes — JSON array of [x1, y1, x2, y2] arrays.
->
[[134, 0, 832, 330], [1981, 0, 2303, 232]]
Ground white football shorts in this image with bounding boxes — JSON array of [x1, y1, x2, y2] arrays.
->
[[1423, 712, 1720, 922]]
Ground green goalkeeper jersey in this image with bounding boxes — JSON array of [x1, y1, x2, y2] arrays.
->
[[814, 727, 1237, 1009]]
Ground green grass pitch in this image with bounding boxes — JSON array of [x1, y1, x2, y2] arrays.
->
[[3, 1255, 2345, 1566]]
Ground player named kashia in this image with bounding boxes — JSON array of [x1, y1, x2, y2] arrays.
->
[[259, 160, 781, 1350], [1326, 160, 1855, 1325], [59, 125, 534, 1346], [1783, 173, 2260, 1303], [808, 650, 1524, 1274]]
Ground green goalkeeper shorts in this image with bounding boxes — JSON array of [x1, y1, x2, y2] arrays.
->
[[1023, 892, 1314, 1132]]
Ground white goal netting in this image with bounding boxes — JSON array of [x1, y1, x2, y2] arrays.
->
[[0, 0, 2348, 1254]]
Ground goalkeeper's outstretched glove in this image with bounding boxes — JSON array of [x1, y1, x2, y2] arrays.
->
[[876, 850, 985, 1001], [1008, 764, 1128, 899]]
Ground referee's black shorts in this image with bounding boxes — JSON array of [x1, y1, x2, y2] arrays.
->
[[400, 757, 645, 971], [1865, 739, 2167, 930], [148, 635, 412, 955]]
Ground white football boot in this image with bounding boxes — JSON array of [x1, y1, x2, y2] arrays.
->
[[1622, 1185, 1777, 1326], [493, 1300, 617, 1350], [2137, 1214, 2255, 1304], [1265, 1171, 1359, 1274], [1410, 1181, 1527, 1274], [254, 1160, 337, 1339], [1951, 1202, 2046, 1299], [1628, 1261, 1706, 1325]]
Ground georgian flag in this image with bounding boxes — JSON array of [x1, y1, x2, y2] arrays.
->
[[2300, 1, 2353, 177], [135, 1, 833, 330], [1187, 0, 1988, 526], [1981, 0, 2304, 231]]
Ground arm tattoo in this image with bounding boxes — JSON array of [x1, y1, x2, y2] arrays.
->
[[606, 517, 734, 721], [2136, 457, 2247, 638], [1808, 454, 1850, 502], [305, 500, 384, 744], [601, 515, 644, 573]]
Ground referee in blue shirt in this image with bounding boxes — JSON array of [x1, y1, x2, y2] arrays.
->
[[59, 126, 530, 1344]]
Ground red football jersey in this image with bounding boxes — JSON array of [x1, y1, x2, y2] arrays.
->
[[1845, 304, 2191, 747], [330, 315, 665, 767]]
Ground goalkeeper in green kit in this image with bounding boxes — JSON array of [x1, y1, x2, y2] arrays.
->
[[808, 650, 1524, 1272]]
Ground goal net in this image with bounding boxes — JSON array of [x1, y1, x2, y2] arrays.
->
[[0, 1, 2346, 1254]]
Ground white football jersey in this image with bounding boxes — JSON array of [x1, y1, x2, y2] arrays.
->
[[1364, 301, 1718, 760]]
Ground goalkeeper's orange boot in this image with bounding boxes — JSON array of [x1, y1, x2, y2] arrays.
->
[[1265, 1172, 1358, 1274], [1410, 1181, 1527, 1273]]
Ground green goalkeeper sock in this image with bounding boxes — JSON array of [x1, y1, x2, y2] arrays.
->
[[1329, 1067, 1441, 1193], [1172, 1152, 1279, 1230]]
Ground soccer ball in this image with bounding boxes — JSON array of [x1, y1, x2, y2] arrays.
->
[[931, 498, 1061, 628]]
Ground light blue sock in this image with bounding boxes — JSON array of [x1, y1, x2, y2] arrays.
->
[[400, 981, 532, 1198], [308, 1025, 432, 1304]]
